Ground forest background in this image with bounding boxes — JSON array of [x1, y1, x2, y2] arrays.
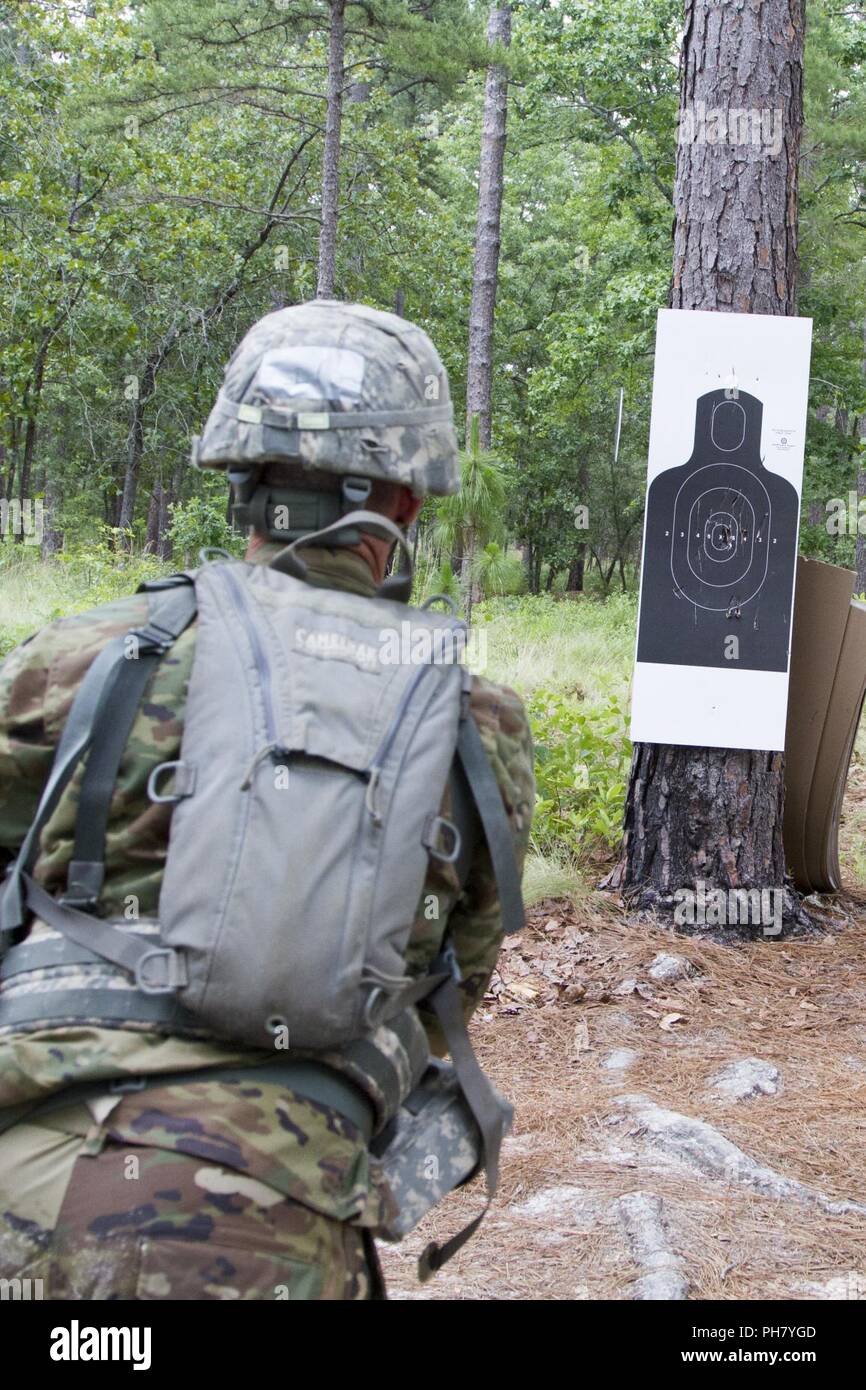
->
[[4, 0, 866, 891]]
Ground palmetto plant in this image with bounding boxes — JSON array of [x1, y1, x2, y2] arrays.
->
[[472, 541, 520, 596], [427, 558, 462, 605], [433, 414, 508, 619]]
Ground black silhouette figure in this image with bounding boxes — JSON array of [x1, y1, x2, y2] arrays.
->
[[636, 388, 799, 672]]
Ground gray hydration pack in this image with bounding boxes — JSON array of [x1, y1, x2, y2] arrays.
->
[[0, 510, 525, 1276]]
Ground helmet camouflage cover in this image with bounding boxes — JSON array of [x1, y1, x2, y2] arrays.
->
[[192, 299, 459, 497]]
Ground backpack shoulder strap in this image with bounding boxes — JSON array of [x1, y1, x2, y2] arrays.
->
[[412, 675, 527, 1279], [449, 670, 526, 935], [62, 577, 198, 909], [0, 577, 197, 941]]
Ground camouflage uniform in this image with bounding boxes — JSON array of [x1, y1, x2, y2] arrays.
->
[[0, 543, 534, 1300]]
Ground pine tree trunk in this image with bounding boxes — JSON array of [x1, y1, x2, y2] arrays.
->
[[158, 463, 181, 562], [4, 419, 20, 501], [144, 482, 161, 554], [465, 3, 510, 450], [118, 394, 145, 536], [18, 342, 48, 532], [40, 466, 64, 557], [567, 548, 585, 593], [856, 460, 866, 597], [856, 317, 866, 596], [609, 0, 805, 909], [316, 0, 345, 299]]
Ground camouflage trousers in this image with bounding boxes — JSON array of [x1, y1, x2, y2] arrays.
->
[[0, 1082, 389, 1301]]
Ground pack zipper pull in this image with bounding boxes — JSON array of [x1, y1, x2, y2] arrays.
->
[[365, 766, 383, 825], [240, 743, 284, 791]]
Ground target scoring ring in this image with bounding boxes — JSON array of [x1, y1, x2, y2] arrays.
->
[[669, 463, 772, 611]]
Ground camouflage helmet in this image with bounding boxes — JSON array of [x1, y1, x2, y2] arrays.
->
[[192, 299, 459, 497]]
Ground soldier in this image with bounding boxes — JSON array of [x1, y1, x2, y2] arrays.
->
[[0, 300, 534, 1300]]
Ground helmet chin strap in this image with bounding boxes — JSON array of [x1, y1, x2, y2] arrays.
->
[[228, 471, 376, 544], [269, 509, 415, 604]]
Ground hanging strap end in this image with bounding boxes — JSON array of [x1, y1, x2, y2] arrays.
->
[[418, 1241, 442, 1283]]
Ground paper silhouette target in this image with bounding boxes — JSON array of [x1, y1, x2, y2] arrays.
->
[[637, 389, 800, 672], [630, 309, 812, 752]]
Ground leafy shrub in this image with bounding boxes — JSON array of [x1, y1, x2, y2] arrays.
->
[[528, 688, 631, 860], [0, 532, 170, 658], [57, 529, 167, 608], [421, 558, 462, 607], [474, 542, 526, 597], [167, 491, 244, 565]]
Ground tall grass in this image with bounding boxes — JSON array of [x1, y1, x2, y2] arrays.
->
[[0, 542, 168, 659], [470, 591, 636, 705]]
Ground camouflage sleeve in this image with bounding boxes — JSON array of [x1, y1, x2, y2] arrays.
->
[[0, 632, 54, 865], [0, 597, 147, 867], [420, 675, 535, 1056]]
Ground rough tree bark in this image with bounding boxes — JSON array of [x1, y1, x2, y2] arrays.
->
[[18, 335, 49, 517], [144, 481, 162, 554], [609, 0, 805, 908], [856, 440, 866, 597], [316, 0, 346, 299], [567, 549, 585, 593], [462, 3, 511, 610], [466, 3, 511, 451], [856, 316, 866, 596]]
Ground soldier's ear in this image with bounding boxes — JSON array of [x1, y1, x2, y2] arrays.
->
[[394, 488, 423, 527]]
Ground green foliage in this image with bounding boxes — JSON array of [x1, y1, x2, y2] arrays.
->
[[57, 531, 167, 609], [473, 542, 526, 597], [0, 532, 167, 657], [167, 489, 244, 566], [426, 558, 462, 606], [528, 688, 632, 861]]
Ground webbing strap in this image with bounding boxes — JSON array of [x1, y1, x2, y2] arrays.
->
[[0, 987, 198, 1036], [20, 876, 187, 988], [214, 388, 453, 433], [65, 581, 197, 906], [456, 715, 526, 936], [0, 634, 129, 934], [448, 755, 479, 893], [0, 1060, 375, 1142], [417, 971, 511, 1281], [0, 575, 197, 934], [412, 708, 525, 1278], [0, 926, 162, 976]]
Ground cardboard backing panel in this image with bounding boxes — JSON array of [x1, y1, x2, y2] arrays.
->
[[783, 557, 854, 891], [808, 601, 866, 891]]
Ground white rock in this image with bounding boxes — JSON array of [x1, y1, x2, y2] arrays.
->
[[648, 952, 695, 984], [615, 1191, 689, 1301], [798, 1272, 866, 1300], [615, 1093, 866, 1217], [602, 1048, 640, 1073], [710, 1058, 779, 1101], [509, 1184, 589, 1221]]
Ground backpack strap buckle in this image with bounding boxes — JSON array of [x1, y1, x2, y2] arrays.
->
[[128, 621, 176, 655], [147, 761, 196, 804], [135, 947, 187, 995], [58, 860, 105, 912], [422, 814, 462, 864]]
